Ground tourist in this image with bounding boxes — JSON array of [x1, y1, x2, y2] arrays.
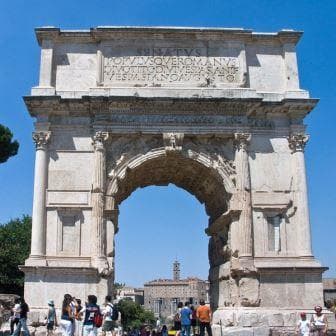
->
[[190, 306, 197, 336], [102, 295, 115, 336], [196, 300, 212, 336], [310, 305, 328, 335], [174, 302, 183, 333], [75, 299, 83, 336], [46, 299, 57, 336], [80, 295, 101, 336], [13, 297, 30, 336], [10, 297, 21, 335], [295, 312, 310, 336], [156, 318, 161, 332], [180, 302, 192, 336], [71, 297, 79, 336], [161, 325, 168, 336], [60, 294, 75, 336]]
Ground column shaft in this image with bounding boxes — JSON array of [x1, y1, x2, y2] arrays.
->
[[92, 132, 109, 265], [30, 132, 50, 260], [234, 133, 253, 258]]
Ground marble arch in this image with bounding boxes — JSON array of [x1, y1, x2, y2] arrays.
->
[[22, 26, 326, 333]]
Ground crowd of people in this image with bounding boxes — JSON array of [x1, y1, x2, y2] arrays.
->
[[172, 299, 212, 336], [2, 294, 118, 336], [58, 293, 117, 336], [0, 296, 333, 336]]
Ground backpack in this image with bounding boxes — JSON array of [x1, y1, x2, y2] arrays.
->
[[111, 304, 118, 321], [93, 311, 103, 328]]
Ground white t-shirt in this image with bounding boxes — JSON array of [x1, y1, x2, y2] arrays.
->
[[103, 303, 113, 322], [13, 304, 21, 319], [297, 320, 310, 336]]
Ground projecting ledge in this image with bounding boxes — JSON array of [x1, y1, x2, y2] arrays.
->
[[206, 209, 241, 236]]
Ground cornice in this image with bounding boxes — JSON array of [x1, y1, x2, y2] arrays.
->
[[23, 95, 318, 119], [35, 26, 303, 46]]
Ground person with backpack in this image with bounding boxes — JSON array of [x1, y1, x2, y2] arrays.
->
[[79, 295, 101, 336], [13, 297, 30, 336], [102, 295, 117, 336]]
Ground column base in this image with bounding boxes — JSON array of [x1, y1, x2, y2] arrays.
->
[[24, 255, 47, 266]]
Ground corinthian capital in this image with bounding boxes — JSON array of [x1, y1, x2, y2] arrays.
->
[[288, 133, 309, 153], [234, 133, 251, 151], [93, 131, 109, 151], [32, 131, 51, 150]]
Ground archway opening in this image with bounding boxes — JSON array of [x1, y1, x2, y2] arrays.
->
[[115, 184, 209, 287], [108, 151, 232, 312]]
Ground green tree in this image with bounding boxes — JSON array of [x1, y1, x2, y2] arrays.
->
[[117, 298, 156, 330], [0, 124, 19, 163], [0, 216, 31, 294]]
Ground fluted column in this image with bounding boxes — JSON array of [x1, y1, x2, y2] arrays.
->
[[288, 133, 313, 257], [92, 131, 109, 269], [234, 133, 253, 259], [28, 131, 51, 264]]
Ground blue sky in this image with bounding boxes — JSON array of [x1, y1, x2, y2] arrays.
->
[[0, 0, 335, 287]]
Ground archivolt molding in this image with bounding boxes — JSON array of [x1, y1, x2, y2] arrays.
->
[[105, 135, 236, 222]]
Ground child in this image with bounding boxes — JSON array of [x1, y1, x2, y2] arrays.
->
[[47, 299, 57, 336], [296, 312, 310, 336]]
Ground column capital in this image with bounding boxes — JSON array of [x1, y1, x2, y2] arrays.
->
[[288, 133, 309, 153], [234, 132, 251, 151], [93, 131, 109, 151], [32, 131, 51, 150]]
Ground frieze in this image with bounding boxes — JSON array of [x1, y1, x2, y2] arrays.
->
[[97, 114, 274, 129]]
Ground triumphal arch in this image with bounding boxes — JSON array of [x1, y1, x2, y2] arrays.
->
[[23, 26, 325, 332]]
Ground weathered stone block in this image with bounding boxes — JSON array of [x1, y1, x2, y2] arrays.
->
[[253, 326, 271, 336], [282, 312, 296, 326], [27, 311, 40, 325], [237, 312, 259, 327], [223, 327, 254, 335], [35, 326, 47, 336], [239, 277, 260, 307], [267, 314, 284, 327]]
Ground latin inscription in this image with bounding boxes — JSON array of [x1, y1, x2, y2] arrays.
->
[[103, 47, 240, 85], [96, 114, 274, 129]]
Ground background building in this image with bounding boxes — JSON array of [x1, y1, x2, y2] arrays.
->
[[323, 278, 336, 303], [116, 286, 145, 305], [144, 261, 209, 319]]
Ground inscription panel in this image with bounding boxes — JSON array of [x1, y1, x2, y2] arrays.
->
[[102, 43, 245, 87]]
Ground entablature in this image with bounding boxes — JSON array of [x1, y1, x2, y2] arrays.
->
[[24, 95, 318, 134]]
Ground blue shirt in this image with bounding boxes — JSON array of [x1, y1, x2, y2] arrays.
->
[[180, 307, 192, 326]]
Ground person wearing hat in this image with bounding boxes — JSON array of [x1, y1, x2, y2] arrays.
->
[[296, 312, 310, 336], [46, 299, 57, 336], [310, 305, 328, 335]]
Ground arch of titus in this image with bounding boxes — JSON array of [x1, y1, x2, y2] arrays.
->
[[23, 27, 326, 330]]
